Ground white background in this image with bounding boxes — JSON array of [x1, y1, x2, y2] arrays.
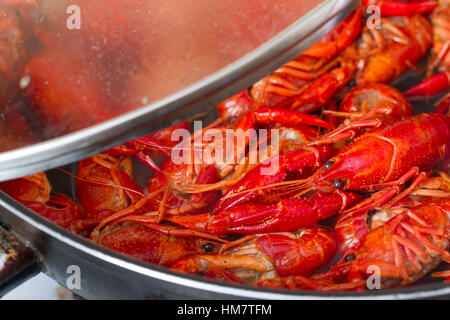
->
[[1, 273, 72, 300]]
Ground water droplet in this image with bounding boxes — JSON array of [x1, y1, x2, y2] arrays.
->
[[19, 76, 31, 89]]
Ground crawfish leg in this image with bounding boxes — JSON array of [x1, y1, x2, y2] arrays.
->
[[170, 254, 267, 275], [290, 64, 356, 114], [404, 71, 450, 98], [253, 108, 333, 129], [410, 172, 450, 198], [201, 191, 361, 235], [375, 1, 438, 17], [213, 145, 337, 213], [345, 169, 429, 215], [308, 119, 382, 146], [322, 105, 394, 121], [91, 189, 163, 235]]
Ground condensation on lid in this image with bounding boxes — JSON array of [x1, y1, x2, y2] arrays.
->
[[0, 0, 323, 151]]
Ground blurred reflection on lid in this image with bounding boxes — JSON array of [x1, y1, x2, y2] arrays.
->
[[0, 0, 322, 151]]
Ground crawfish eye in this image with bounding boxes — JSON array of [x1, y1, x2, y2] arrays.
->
[[345, 253, 356, 262], [324, 161, 334, 170], [347, 79, 357, 89], [367, 209, 378, 217], [229, 116, 238, 124], [332, 179, 344, 190], [202, 243, 214, 253]]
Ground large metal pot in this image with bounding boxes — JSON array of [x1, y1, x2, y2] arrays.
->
[[0, 0, 449, 300]]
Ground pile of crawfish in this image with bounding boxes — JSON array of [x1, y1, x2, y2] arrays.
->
[[0, 0, 450, 292]]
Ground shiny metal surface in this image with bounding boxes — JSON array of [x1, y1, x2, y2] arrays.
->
[[0, 0, 359, 182], [0, 224, 39, 297]]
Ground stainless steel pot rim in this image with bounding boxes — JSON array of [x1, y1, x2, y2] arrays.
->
[[5, 193, 450, 300], [0, 0, 359, 182], [1, 0, 446, 299]]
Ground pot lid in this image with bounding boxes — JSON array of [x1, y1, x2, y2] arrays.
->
[[0, 0, 359, 181]]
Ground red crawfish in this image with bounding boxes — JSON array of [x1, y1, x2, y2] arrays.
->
[[167, 189, 362, 235], [297, 199, 450, 291], [0, 172, 82, 230], [362, 0, 438, 17], [279, 113, 449, 213], [0, 2, 32, 103], [174, 112, 449, 235], [349, 13, 433, 85], [291, 1, 432, 116], [92, 222, 225, 267], [170, 226, 337, 285], [166, 86, 416, 235], [0, 172, 50, 204], [320, 82, 413, 142], [87, 121, 243, 234], [137, 123, 333, 236], [335, 197, 420, 255], [216, 6, 363, 120], [146, 162, 221, 216], [217, 6, 430, 118], [181, 107, 333, 197], [75, 121, 193, 233], [74, 154, 147, 233], [142, 106, 332, 221], [404, 0, 449, 99], [89, 145, 221, 234], [335, 177, 449, 256], [215, 83, 412, 212], [291, 10, 432, 114], [141, 119, 230, 218], [239, 7, 430, 116], [404, 71, 450, 99], [106, 120, 190, 171], [324, 82, 413, 126], [164, 85, 411, 235], [428, 0, 450, 74]]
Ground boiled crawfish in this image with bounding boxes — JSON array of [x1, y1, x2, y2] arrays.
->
[[0, 0, 37, 102], [430, 0, 450, 73], [282, 113, 449, 211], [306, 199, 450, 290], [290, 7, 432, 113], [166, 85, 413, 236], [93, 222, 224, 267], [0, 172, 82, 230], [403, 0, 449, 99], [170, 226, 337, 285], [74, 154, 146, 233], [350, 13, 432, 84], [217, 7, 363, 120]]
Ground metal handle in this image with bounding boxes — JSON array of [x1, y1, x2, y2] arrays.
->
[[0, 224, 40, 297]]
